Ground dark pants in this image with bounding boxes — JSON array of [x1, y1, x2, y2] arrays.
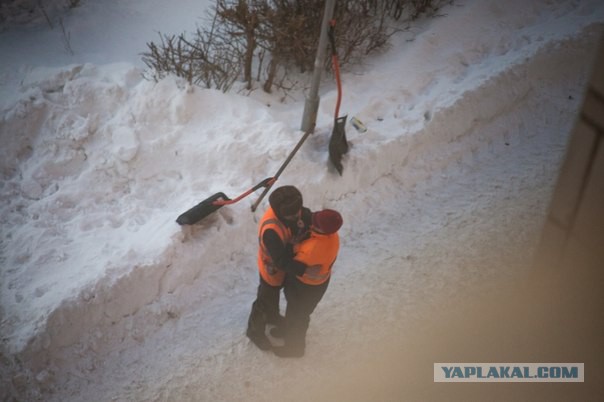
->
[[247, 276, 283, 337], [282, 275, 330, 353]]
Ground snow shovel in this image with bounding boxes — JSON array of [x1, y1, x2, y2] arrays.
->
[[177, 126, 314, 225], [328, 19, 349, 175], [176, 177, 275, 225]]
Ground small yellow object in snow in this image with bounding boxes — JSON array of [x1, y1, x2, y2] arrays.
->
[[350, 116, 367, 133]]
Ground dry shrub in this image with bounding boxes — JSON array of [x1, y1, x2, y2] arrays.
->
[[141, 0, 452, 94]]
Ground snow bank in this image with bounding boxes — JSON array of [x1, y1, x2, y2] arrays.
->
[[0, 61, 292, 355]]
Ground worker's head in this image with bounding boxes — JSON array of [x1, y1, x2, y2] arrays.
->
[[312, 209, 343, 234], [269, 185, 303, 223]]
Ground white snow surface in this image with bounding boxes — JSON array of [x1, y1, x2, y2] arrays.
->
[[1, 0, 603, 400]]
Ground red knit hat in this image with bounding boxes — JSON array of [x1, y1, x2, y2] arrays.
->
[[312, 209, 343, 234]]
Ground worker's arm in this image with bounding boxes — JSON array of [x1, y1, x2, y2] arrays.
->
[[263, 230, 306, 276]]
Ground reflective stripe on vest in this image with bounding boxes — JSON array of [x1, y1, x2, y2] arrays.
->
[[300, 263, 333, 283], [257, 207, 291, 286]]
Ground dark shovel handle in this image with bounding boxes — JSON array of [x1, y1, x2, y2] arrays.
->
[[250, 130, 314, 212]]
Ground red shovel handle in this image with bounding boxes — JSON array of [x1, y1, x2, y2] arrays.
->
[[213, 177, 276, 206]]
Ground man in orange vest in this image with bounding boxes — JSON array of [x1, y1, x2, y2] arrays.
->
[[246, 185, 311, 351], [272, 209, 343, 358]]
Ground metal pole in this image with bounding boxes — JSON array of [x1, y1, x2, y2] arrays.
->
[[300, 0, 336, 133]]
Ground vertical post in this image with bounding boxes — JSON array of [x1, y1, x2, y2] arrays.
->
[[300, 0, 337, 133]]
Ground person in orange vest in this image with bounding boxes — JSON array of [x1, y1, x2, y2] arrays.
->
[[246, 185, 311, 351], [272, 209, 343, 358]]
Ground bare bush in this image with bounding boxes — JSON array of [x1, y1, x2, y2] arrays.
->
[[59, 17, 73, 55], [141, 11, 241, 91], [0, 0, 83, 28], [66, 0, 81, 9], [375, 0, 451, 20], [142, 0, 451, 94], [215, 0, 259, 90]]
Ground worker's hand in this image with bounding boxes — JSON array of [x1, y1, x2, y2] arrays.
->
[[284, 260, 306, 277]]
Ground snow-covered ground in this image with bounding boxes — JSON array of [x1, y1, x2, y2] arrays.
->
[[1, 0, 603, 400]]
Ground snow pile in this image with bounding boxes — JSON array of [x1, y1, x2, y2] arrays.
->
[[1, 0, 604, 400], [0, 62, 296, 352]]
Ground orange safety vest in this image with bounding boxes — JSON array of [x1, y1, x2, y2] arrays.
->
[[294, 231, 339, 285], [257, 207, 292, 286]]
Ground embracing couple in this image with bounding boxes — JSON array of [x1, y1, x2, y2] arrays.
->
[[246, 185, 342, 358]]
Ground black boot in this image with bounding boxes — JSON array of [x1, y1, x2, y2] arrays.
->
[[269, 326, 285, 339], [246, 328, 272, 351], [273, 326, 304, 357], [247, 301, 272, 351], [273, 344, 304, 358], [267, 314, 285, 327]]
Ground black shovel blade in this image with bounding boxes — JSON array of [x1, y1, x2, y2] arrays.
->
[[176, 192, 230, 225], [329, 115, 349, 175]]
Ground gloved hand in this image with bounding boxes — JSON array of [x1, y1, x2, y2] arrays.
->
[[283, 259, 306, 277]]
